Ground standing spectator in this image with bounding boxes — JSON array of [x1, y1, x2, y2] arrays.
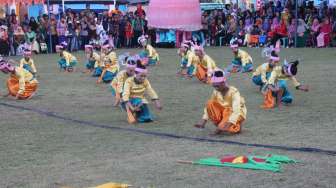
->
[[110, 15, 120, 48], [135, 4, 146, 18], [132, 15, 144, 46], [13, 26, 25, 55], [319, 17, 332, 47], [29, 17, 39, 32], [0, 25, 9, 56], [25, 26, 39, 53], [88, 20, 97, 43], [201, 12, 209, 45], [80, 17, 89, 49], [125, 18, 133, 48], [57, 16, 67, 44], [119, 15, 126, 47], [49, 15, 58, 53], [310, 18, 320, 47]]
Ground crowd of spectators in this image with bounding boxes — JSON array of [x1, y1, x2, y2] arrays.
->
[[0, 1, 336, 56]]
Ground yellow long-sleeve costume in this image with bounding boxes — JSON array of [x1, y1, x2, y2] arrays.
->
[[202, 86, 246, 133], [62, 51, 77, 66], [19, 58, 37, 74], [105, 51, 119, 73], [122, 77, 158, 104], [252, 63, 273, 84], [186, 51, 199, 75], [111, 70, 131, 95], [261, 66, 301, 109], [90, 52, 101, 65], [267, 66, 300, 87], [146, 44, 159, 61], [195, 54, 217, 81], [7, 67, 38, 99], [235, 49, 253, 66]]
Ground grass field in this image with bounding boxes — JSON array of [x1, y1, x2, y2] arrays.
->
[[1, 47, 336, 188]]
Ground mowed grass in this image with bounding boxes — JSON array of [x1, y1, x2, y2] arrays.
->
[[0, 47, 336, 188]]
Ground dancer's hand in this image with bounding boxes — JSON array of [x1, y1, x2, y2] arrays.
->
[[154, 99, 162, 110], [298, 85, 309, 92], [194, 119, 207, 129], [15, 93, 20, 100], [126, 102, 135, 111], [209, 129, 224, 136], [219, 122, 233, 132]]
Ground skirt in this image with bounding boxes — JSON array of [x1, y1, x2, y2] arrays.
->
[[7, 76, 38, 100]]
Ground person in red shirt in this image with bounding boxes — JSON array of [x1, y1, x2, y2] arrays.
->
[[269, 19, 287, 46], [135, 4, 146, 18]]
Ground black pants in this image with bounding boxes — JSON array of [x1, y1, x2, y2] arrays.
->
[[81, 35, 90, 50], [270, 33, 285, 46], [0, 40, 9, 56], [133, 30, 142, 47], [47, 35, 59, 53]]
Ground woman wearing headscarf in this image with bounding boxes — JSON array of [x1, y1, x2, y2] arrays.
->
[[310, 18, 320, 47]]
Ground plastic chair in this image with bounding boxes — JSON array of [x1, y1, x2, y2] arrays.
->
[[259, 35, 267, 45], [249, 35, 259, 46]]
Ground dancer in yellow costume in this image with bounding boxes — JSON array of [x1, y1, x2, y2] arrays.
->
[[138, 35, 160, 66], [0, 59, 38, 100], [194, 45, 217, 83], [19, 49, 37, 76], [122, 61, 162, 123], [194, 69, 247, 135], [111, 55, 137, 106]]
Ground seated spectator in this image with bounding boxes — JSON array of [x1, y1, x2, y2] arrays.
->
[[0, 25, 9, 56], [318, 18, 332, 47], [14, 26, 25, 55], [310, 18, 320, 47], [25, 27, 40, 54]]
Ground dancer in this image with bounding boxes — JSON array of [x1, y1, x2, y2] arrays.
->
[[56, 42, 78, 72], [138, 35, 160, 65], [97, 44, 119, 83], [122, 61, 162, 123], [0, 59, 38, 100], [84, 45, 100, 73], [261, 60, 309, 109], [111, 55, 137, 106], [194, 45, 217, 83], [194, 70, 247, 135], [177, 41, 198, 78], [19, 49, 37, 76], [252, 51, 280, 90], [228, 40, 253, 73]]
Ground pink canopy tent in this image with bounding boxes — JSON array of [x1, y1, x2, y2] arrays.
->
[[0, 0, 44, 4], [147, 0, 202, 31]]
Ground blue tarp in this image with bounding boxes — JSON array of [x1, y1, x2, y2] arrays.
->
[[28, 4, 45, 19]]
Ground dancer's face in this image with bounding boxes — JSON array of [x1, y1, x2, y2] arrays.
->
[[135, 72, 147, 83], [212, 82, 227, 92], [126, 67, 135, 76], [195, 50, 204, 58]]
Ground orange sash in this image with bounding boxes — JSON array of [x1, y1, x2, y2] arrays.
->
[[261, 89, 275, 109], [195, 64, 207, 81]]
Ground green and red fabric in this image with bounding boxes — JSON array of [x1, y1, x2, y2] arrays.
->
[[180, 154, 297, 172]]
